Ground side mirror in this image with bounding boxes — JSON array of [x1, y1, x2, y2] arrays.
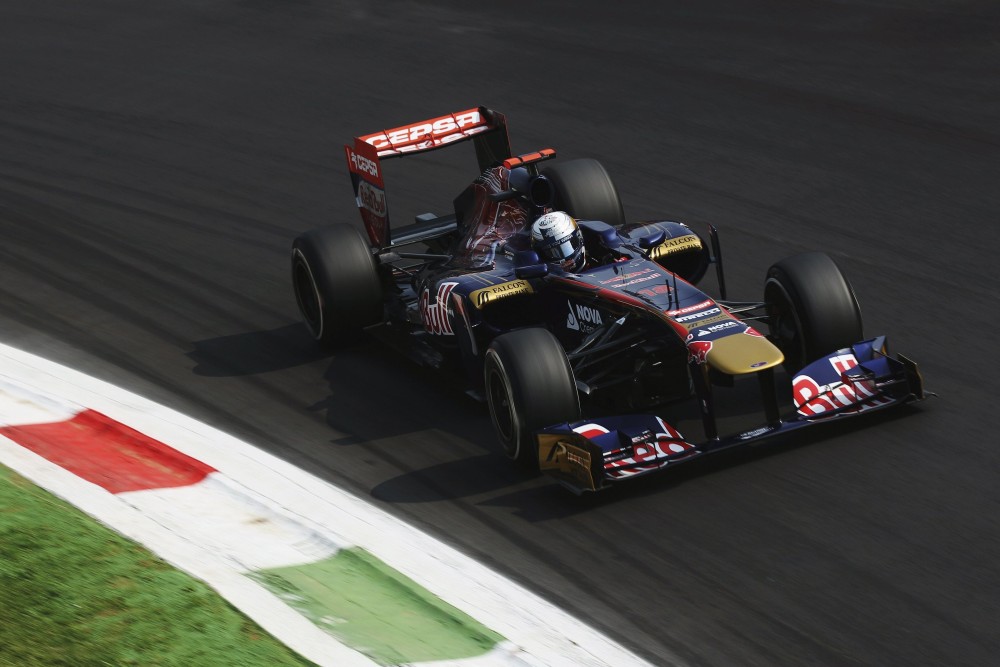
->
[[513, 250, 549, 279], [638, 230, 666, 249], [599, 227, 623, 249]]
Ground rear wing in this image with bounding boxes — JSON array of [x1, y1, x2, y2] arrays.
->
[[344, 106, 512, 248]]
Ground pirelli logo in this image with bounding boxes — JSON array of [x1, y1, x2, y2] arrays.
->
[[650, 234, 702, 260], [470, 279, 533, 309]]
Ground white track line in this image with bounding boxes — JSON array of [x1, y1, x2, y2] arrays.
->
[[0, 342, 664, 667]]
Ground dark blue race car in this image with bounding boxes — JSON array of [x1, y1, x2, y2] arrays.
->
[[291, 106, 925, 493]]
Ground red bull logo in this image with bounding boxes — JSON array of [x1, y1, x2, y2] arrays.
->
[[419, 282, 458, 335], [687, 340, 712, 364]]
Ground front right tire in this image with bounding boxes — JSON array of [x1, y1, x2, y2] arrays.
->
[[764, 252, 863, 372]]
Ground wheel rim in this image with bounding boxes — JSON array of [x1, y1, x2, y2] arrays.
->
[[766, 279, 806, 371], [486, 365, 518, 458], [292, 252, 323, 338]]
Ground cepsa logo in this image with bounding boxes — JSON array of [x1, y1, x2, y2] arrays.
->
[[357, 180, 386, 217], [363, 110, 483, 151], [419, 282, 458, 335], [347, 148, 380, 181], [666, 299, 713, 317]]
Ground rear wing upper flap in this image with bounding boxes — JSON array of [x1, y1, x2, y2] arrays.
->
[[344, 106, 512, 249]]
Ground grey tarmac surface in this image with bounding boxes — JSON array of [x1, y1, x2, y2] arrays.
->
[[1, 1, 999, 665]]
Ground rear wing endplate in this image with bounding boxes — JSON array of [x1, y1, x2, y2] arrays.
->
[[344, 106, 512, 248]]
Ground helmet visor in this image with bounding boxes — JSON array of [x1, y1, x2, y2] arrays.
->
[[540, 233, 583, 261]]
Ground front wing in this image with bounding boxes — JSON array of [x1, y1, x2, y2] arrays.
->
[[537, 336, 925, 493]]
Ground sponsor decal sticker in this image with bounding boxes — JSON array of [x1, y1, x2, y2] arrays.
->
[[630, 430, 653, 444], [572, 423, 610, 440], [792, 353, 892, 417], [696, 320, 741, 336], [362, 110, 484, 153], [638, 284, 673, 299], [566, 301, 603, 333], [666, 299, 714, 317], [599, 267, 662, 289], [599, 268, 655, 285], [357, 180, 386, 217], [419, 282, 458, 335], [688, 340, 713, 364], [619, 274, 659, 288], [544, 440, 594, 488], [674, 306, 721, 323], [469, 280, 532, 309], [738, 425, 777, 440], [681, 313, 732, 330], [602, 417, 694, 475], [649, 234, 702, 260], [345, 146, 381, 182]]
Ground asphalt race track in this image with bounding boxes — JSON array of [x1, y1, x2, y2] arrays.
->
[[2, 2, 998, 665]]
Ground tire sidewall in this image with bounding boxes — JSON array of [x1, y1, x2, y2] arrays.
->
[[541, 158, 626, 228], [291, 224, 383, 347], [484, 328, 581, 468], [765, 252, 863, 371]]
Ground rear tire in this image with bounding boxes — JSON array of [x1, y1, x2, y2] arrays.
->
[[542, 158, 626, 227], [484, 328, 581, 469], [291, 224, 383, 348], [764, 252, 863, 372]]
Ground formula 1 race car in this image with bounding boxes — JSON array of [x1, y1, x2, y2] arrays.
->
[[291, 106, 925, 493]]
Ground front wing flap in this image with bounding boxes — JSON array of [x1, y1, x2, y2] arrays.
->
[[537, 336, 925, 493]]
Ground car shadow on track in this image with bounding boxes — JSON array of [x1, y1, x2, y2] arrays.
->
[[188, 323, 327, 376], [359, 353, 924, 515], [192, 325, 925, 517], [477, 403, 926, 521]]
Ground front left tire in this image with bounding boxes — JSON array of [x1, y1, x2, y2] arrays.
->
[[484, 328, 581, 469], [542, 158, 626, 228]]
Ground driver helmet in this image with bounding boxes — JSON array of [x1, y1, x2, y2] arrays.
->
[[531, 211, 585, 271]]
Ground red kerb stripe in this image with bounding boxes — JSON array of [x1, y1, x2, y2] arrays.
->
[[0, 409, 215, 493]]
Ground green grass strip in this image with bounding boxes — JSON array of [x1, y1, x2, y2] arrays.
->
[[252, 548, 503, 665], [0, 463, 314, 667]]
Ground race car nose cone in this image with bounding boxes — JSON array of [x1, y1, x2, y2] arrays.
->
[[706, 333, 784, 375]]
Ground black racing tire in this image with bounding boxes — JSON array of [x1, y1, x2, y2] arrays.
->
[[541, 158, 626, 227], [291, 224, 383, 348], [484, 328, 581, 469], [764, 252, 863, 372]]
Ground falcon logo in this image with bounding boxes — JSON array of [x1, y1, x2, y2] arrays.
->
[[470, 279, 532, 309], [649, 234, 702, 260]]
